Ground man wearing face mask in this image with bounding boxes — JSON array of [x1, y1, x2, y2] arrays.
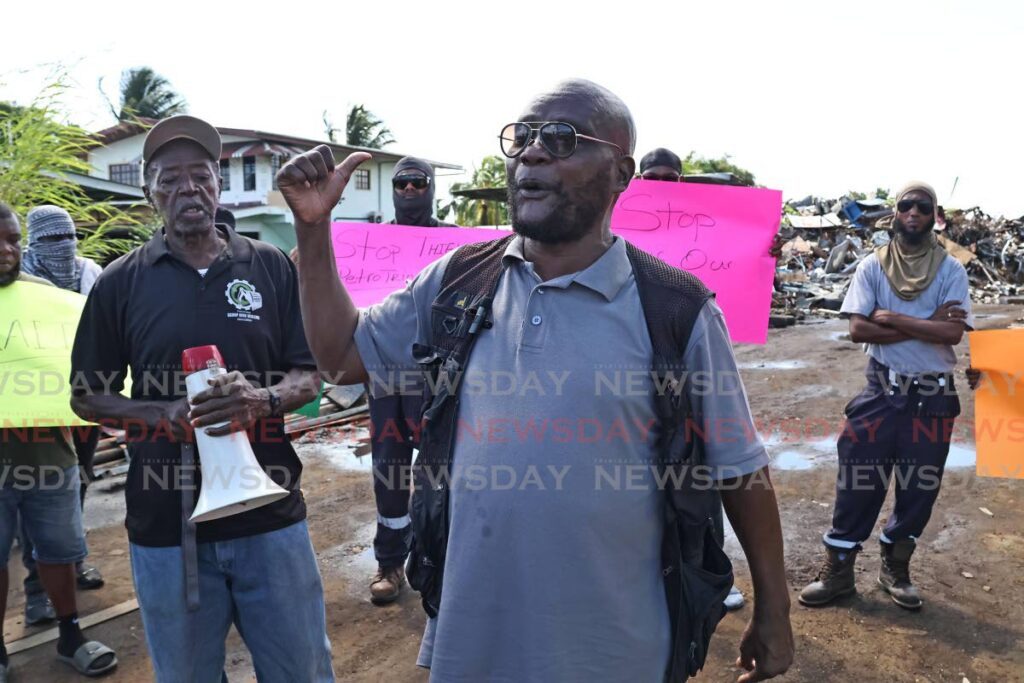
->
[[389, 157, 457, 228], [366, 158, 457, 605], [22, 206, 102, 295], [20, 206, 106, 627], [800, 181, 972, 612]]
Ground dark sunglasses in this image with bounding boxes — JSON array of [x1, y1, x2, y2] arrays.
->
[[499, 121, 624, 159], [393, 175, 430, 190], [896, 199, 934, 215]]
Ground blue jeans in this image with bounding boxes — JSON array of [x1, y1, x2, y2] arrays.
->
[[0, 465, 87, 566], [21, 430, 96, 588], [130, 521, 335, 683]]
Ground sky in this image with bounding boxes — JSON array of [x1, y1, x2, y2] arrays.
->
[[3, 0, 1022, 216]]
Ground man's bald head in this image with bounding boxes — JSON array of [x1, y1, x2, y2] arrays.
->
[[521, 79, 636, 156], [507, 79, 637, 244]]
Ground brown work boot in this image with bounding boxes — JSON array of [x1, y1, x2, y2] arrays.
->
[[799, 544, 859, 606], [370, 564, 406, 606], [878, 539, 922, 610]]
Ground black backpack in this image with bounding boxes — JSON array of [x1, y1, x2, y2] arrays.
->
[[407, 235, 733, 681]]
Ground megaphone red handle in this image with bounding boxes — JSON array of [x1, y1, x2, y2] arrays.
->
[[182, 345, 225, 374]]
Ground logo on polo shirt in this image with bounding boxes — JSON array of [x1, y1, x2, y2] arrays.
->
[[225, 279, 263, 322]]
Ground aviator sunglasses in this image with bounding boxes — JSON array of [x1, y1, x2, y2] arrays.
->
[[499, 121, 624, 159]]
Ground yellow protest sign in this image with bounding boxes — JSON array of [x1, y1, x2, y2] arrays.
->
[[0, 280, 88, 427], [968, 329, 1024, 479]]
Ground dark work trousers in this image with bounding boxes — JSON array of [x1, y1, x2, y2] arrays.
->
[[21, 424, 101, 590], [368, 390, 422, 569], [825, 358, 960, 550]]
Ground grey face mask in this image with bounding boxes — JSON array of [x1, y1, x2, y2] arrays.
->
[[22, 234, 81, 291]]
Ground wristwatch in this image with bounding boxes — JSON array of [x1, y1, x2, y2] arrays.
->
[[266, 389, 282, 417]]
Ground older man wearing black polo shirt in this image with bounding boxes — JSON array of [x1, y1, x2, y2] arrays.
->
[[70, 116, 334, 682]]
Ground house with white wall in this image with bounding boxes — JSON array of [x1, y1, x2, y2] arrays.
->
[[90, 120, 462, 251]]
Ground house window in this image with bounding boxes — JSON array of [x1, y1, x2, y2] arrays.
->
[[109, 163, 139, 186], [270, 155, 282, 190], [243, 156, 256, 191], [219, 159, 231, 191], [355, 168, 371, 190]]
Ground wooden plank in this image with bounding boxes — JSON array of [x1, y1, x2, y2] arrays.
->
[[285, 404, 369, 435], [324, 385, 366, 410], [6, 599, 139, 655]]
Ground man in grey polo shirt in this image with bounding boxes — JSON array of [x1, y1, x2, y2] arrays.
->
[[800, 181, 972, 611], [280, 80, 793, 681]]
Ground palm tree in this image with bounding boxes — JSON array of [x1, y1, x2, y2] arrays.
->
[[322, 110, 339, 143], [106, 67, 187, 121], [440, 156, 509, 226], [344, 104, 395, 149], [1, 73, 148, 261]]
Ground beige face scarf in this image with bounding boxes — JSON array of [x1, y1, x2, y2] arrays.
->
[[876, 181, 947, 301]]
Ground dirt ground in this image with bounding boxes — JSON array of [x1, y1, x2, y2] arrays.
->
[[5, 305, 1023, 682]]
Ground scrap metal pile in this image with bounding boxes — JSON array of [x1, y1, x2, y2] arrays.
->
[[772, 196, 1024, 321]]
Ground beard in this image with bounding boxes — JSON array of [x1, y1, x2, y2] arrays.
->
[[508, 169, 611, 245], [0, 261, 20, 288], [894, 217, 935, 246]]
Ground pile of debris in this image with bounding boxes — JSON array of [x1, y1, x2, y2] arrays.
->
[[942, 207, 1024, 301], [773, 196, 1024, 321]]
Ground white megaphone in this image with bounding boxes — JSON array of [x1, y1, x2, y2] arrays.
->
[[182, 345, 289, 523]]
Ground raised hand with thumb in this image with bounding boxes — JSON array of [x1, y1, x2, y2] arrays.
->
[[276, 145, 371, 228]]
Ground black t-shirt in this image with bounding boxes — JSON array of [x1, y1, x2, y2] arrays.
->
[[71, 225, 316, 546]]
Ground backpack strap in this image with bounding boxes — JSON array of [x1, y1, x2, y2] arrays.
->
[[406, 235, 513, 617], [412, 234, 513, 418], [427, 235, 514, 356], [623, 241, 712, 465], [623, 241, 732, 682]]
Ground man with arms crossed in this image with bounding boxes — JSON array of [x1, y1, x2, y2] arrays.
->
[[799, 181, 972, 611]]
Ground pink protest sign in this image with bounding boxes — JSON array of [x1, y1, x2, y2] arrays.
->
[[610, 180, 781, 344], [331, 180, 780, 344], [330, 223, 505, 306]]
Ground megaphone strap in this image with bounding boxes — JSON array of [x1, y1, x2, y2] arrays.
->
[[180, 442, 201, 612]]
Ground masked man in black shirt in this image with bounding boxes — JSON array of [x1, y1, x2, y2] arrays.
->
[[368, 157, 457, 604]]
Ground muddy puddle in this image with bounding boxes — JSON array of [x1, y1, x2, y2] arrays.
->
[[737, 359, 809, 370], [763, 433, 977, 471]]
